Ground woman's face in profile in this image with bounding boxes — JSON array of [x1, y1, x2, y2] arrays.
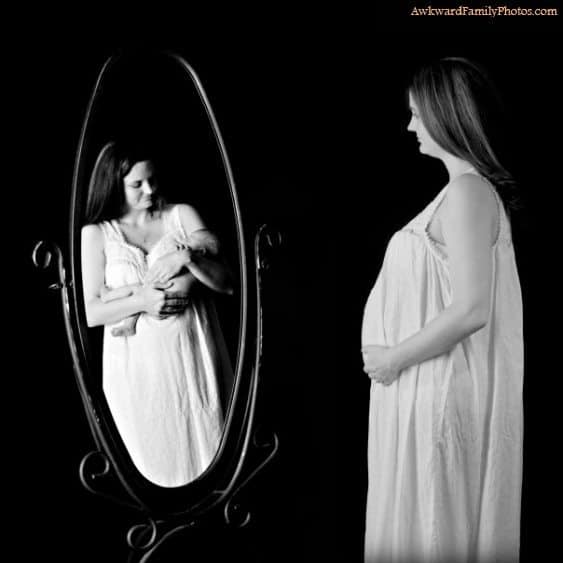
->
[[407, 93, 443, 160], [122, 160, 158, 213]]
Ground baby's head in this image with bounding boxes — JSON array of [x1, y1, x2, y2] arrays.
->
[[178, 230, 219, 255]]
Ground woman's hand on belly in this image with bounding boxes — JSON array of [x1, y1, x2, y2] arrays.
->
[[362, 345, 400, 386]]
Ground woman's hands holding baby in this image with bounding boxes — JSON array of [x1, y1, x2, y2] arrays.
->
[[135, 283, 189, 318], [141, 245, 197, 317], [144, 248, 192, 285]]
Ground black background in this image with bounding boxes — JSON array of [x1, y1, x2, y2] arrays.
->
[[13, 7, 561, 562]]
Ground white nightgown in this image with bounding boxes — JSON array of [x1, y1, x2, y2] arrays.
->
[[362, 177, 523, 562], [99, 205, 233, 487]]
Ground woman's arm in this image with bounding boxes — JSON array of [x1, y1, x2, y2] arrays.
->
[[145, 204, 234, 295], [183, 231, 234, 295], [81, 225, 184, 327], [100, 283, 141, 303], [165, 270, 199, 296], [363, 175, 498, 381]]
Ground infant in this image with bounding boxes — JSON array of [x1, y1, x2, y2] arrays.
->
[[101, 230, 219, 337]]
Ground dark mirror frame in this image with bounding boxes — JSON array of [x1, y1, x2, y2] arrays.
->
[[33, 49, 279, 557]]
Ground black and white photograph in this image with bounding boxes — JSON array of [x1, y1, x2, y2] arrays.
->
[[14, 5, 561, 562]]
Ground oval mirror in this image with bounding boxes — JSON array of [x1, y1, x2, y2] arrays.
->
[[69, 50, 247, 502], [32, 49, 281, 557]]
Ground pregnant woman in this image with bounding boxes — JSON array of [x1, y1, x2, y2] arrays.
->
[[362, 58, 523, 562]]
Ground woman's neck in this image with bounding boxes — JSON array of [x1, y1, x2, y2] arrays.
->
[[441, 154, 476, 182], [119, 208, 156, 227]]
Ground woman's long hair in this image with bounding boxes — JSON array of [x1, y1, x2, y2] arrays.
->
[[409, 57, 520, 210], [84, 140, 165, 225]]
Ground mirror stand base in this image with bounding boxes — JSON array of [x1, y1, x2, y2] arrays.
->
[[125, 519, 195, 563], [121, 429, 279, 563]]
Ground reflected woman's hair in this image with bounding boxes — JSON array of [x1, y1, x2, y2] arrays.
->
[[85, 140, 165, 224]]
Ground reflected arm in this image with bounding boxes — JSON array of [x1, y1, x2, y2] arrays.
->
[[81, 225, 150, 327], [145, 204, 235, 295], [183, 230, 235, 295], [100, 284, 139, 303], [165, 270, 199, 297], [178, 204, 234, 294]]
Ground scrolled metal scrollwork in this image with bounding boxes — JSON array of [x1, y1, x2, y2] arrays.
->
[[126, 521, 197, 563], [255, 224, 283, 272], [32, 240, 69, 290], [224, 499, 252, 528], [79, 450, 139, 512], [79, 450, 112, 492], [223, 428, 279, 528], [127, 518, 158, 551]]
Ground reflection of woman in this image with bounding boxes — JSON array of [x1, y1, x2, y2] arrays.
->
[[362, 58, 523, 562], [81, 141, 234, 487]]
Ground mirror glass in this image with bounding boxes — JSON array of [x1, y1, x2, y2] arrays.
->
[[76, 52, 240, 488]]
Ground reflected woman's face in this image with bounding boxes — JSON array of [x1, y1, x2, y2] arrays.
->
[[407, 93, 442, 159], [123, 160, 158, 213]]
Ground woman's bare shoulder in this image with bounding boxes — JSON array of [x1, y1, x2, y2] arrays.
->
[[82, 223, 102, 236], [171, 203, 205, 233], [443, 173, 497, 216], [81, 223, 104, 247], [442, 174, 498, 243], [171, 202, 199, 215]]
